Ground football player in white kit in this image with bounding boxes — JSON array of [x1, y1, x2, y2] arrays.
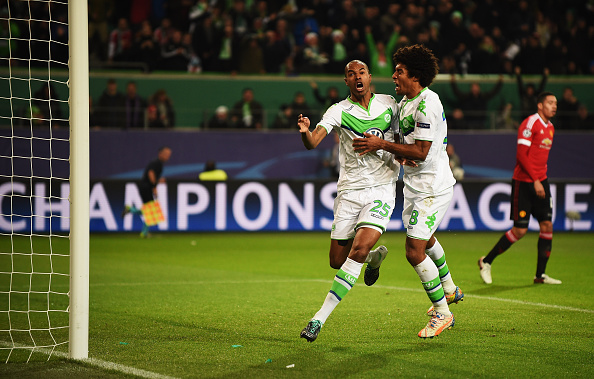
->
[[298, 60, 400, 342], [353, 45, 464, 339]]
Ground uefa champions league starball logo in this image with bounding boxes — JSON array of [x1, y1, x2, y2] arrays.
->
[[365, 127, 385, 139]]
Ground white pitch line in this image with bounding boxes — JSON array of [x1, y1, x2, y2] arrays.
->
[[0, 343, 179, 379], [91, 278, 594, 314], [51, 351, 179, 379]]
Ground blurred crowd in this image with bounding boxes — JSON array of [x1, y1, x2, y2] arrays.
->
[[2, 0, 593, 130], [80, 0, 594, 76]]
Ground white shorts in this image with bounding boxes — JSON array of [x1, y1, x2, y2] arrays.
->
[[402, 185, 453, 241], [331, 182, 396, 240]]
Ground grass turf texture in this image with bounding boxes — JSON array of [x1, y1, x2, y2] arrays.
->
[[1, 232, 593, 378]]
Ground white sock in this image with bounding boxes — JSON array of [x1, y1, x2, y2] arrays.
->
[[426, 239, 456, 294], [313, 258, 363, 324], [413, 255, 450, 316]]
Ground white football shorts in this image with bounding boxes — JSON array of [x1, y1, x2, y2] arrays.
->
[[331, 182, 396, 240], [402, 185, 453, 241]]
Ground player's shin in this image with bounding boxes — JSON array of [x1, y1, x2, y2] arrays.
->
[[313, 258, 363, 323], [414, 256, 450, 316], [425, 238, 456, 294]]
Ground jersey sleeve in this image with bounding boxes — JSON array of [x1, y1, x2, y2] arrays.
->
[[516, 120, 537, 181], [411, 101, 436, 142], [317, 103, 341, 134]]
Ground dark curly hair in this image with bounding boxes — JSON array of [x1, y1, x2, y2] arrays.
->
[[392, 44, 439, 88]]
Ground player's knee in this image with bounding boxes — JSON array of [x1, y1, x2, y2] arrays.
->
[[329, 256, 344, 269], [539, 221, 553, 233], [511, 227, 528, 239], [347, 244, 370, 264]]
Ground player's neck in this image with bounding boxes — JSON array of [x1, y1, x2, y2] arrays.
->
[[538, 111, 549, 124], [406, 85, 424, 100], [349, 92, 372, 108]]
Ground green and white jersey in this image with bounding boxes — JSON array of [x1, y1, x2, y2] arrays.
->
[[318, 93, 399, 191], [396, 88, 456, 194]]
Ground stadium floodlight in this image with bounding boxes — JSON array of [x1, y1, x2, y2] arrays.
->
[[0, 0, 89, 362]]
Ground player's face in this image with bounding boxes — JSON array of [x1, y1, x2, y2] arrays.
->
[[392, 63, 417, 98], [539, 95, 557, 120], [344, 62, 371, 98]]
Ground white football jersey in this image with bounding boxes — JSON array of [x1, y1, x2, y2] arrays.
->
[[318, 94, 400, 191], [396, 88, 455, 194]]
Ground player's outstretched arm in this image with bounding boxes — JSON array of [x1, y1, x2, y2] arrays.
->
[[298, 114, 327, 150]]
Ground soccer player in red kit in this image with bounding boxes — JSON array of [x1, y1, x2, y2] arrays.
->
[[479, 92, 562, 285]]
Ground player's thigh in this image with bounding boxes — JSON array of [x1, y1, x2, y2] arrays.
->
[[511, 180, 534, 228], [402, 186, 453, 241], [331, 190, 360, 240], [331, 183, 395, 240], [532, 179, 553, 223], [354, 183, 396, 235]]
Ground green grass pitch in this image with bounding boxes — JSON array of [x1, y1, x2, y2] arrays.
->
[[1, 231, 593, 378]]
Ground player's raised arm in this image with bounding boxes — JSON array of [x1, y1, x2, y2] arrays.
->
[[298, 114, 327, 150]]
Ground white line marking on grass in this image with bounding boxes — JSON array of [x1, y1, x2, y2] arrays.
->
[[370, 283, 594, 314], [92, 279, 594, 314], [0, 342, 178, 379]]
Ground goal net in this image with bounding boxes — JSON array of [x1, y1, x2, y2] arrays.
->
[[0, 0, 89, 362]]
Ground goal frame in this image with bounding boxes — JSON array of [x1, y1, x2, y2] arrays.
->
[[68, 0, 90, 360]]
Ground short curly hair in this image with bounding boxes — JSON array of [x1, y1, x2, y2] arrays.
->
[[392, 44, 439, 88]]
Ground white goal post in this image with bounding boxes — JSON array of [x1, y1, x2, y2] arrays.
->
[[0, 0, 89, 362], [69, 0, 90, 361]]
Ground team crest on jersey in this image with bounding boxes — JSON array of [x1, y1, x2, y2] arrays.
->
[[365, 127, 385, 139], [523, 128, 532, 138], [384, 113, 391, 123], [400, 115, 415, 136], [540, 138, 552, 149]]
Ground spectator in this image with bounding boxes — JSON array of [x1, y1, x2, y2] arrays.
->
[[450, 74, 504, 129], [192, 15, 220, 72], [296, 32, 328, 74], [124, 81, 146, 129], [88, 0, 114, 62], [153, 17, 173, 48], [230, 88, 264, 129], [556, 87, 580, 129], [325, 29, 349, 74], [495, 103, 520, 130], [262, 29, 291, 74], [272, 104, 293, 129], [447, 108, 468, 130], [516, 66, 549, 120], [96, 78, 125, 128], [575, 104, 594, 130], [33, 82, 65, 128], [133, 20, 160, 72], [214, 18, 241, 74], [365, 25, 399, 78], [238, 34, 264, 74], [310, 81, 342, 112], [148, 89, 175, 128], [108, 18, 133, 63], [288, 91, 313, 121], [160, 29, 190, 71], [207, 106, 232, 129], [183, 32, 202, 73]]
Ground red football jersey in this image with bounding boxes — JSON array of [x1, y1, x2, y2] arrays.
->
[[513, 113, 554, 182]]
